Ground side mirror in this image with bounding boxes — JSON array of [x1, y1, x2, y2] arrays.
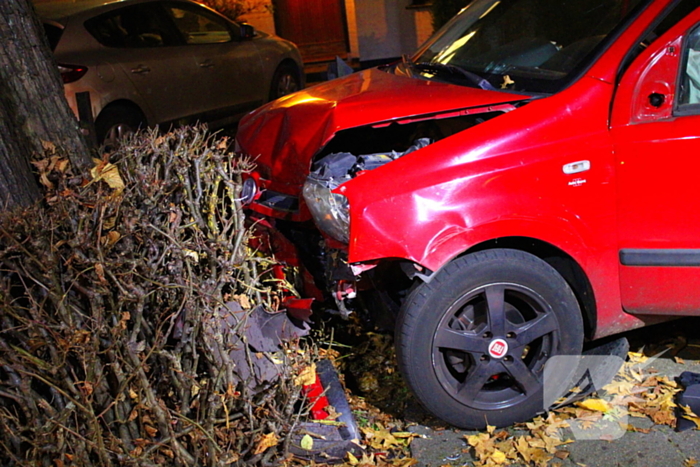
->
[[240, 23, 255, 40]]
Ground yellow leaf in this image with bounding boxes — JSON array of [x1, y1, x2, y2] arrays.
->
[[490, 449, 507, 464], [577, 398, 611, 413], [347, 452, 359, 465], [102, 230, 121, 248], [300, 434, 314, 450], [295, 363, 317, 386], [91, 159, 125, 193], [253, 432, 279, 455], [183, 249, 200, 262], [680, 405, 700, 429]]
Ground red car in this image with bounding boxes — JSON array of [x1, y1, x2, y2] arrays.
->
[[236, 0, 700, 428]]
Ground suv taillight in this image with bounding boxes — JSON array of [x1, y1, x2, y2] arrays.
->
[[58, 64, 87, 83]]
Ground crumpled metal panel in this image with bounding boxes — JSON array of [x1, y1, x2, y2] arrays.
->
[[236, 67, 526, 194]]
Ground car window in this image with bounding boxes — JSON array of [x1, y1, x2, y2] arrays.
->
[[409, 0, 647, 94], [164, 5, 232, 44], [85, 4, 174, 48], [678, 24, 700, 107]]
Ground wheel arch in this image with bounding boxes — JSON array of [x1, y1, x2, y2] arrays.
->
[[462, 237, 597, 339], [96, 99, 148, 125], [268, 58, 304, 98]]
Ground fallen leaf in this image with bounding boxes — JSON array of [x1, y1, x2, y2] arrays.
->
[[102, 230, 121, 248], [489, 449, 507, 464], [300, 434, 314, 450], [295, 363, 317, 387], [183, 249, 200, 262], [347, 452, 359, 465], [253, 432, 279, 455], [144, 424, 158, 437], [680, 404, 700, 429], [90, 158, 125, 193], [577, 398, 612, 413]]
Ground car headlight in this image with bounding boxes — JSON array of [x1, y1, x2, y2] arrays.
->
[[302, 174, 350, 243], [240, 177, 258, 205]]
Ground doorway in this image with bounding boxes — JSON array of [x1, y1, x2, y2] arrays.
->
[[273, 0, 350, 62]]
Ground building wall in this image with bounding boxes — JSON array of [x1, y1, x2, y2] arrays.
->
[[210, 0, 435, 64], [239, 10, 275, 35], [238, 0, 276, 35], [414, 8, 434, 49], [353, 0, 424, 63]]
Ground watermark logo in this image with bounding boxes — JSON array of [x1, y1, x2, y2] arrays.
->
[[543, 348, 667, 441]]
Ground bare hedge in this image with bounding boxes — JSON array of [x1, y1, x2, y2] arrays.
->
[[0, 127, 311, 466]]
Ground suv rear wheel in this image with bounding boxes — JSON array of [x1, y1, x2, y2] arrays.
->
[[396, 249, 583, 428], [95, 104, 145, 150], [269, 64, 300, 101]]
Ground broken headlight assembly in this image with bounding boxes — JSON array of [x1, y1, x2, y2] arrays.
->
[[303, 139, 434, 244], [303, 174, 350, 243]]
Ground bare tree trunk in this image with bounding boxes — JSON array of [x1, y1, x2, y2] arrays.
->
[[0, 0, 91, 208]]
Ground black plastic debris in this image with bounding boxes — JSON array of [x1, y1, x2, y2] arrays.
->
[[549, 336, 630, 409], [289, 359, 363, 463], [676, 371, 700, 431], [203, 302, 310, 393]]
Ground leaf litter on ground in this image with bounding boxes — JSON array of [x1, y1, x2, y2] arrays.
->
[[288, 319, 700, 467]]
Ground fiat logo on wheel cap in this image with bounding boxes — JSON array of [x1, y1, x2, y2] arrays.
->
[[488, 338, 508, 359]]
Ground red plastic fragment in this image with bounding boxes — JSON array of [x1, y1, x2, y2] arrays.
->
[[302, 375, 330, 420]]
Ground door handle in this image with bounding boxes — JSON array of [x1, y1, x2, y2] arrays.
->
[[199, 59, 214, 68], [130, 65, 151, 74]]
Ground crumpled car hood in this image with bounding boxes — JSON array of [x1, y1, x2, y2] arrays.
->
[[236, 67, 528, 191]]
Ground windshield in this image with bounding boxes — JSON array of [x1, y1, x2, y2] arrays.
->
[[409, 0, 648, 93]]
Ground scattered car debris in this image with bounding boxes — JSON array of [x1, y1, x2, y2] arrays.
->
[[203, 301, 310, 392], [291, 359, 363, 463], [676, 371, 700, 431], [550, 337, 630, 409]]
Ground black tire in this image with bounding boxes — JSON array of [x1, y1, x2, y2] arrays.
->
[[396, 249, 583, 429], [95, 105, 145, 149], [269, 64, 301, 101]]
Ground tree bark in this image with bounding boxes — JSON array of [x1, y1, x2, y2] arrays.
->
[[0, 0, 91, 208]]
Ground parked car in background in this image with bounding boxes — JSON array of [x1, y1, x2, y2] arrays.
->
[[35, 0, 304, 146], [236, 0, 700, 429]]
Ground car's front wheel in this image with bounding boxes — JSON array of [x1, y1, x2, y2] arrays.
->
[[396, 249, 584, 428]]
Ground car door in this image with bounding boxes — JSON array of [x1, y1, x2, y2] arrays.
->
[[161, 2, 266, 121], [611, 5, 700, 315], [85, 2, 202, 124]]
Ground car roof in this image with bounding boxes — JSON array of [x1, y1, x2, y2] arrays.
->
[[33, 0, 199, 22]]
